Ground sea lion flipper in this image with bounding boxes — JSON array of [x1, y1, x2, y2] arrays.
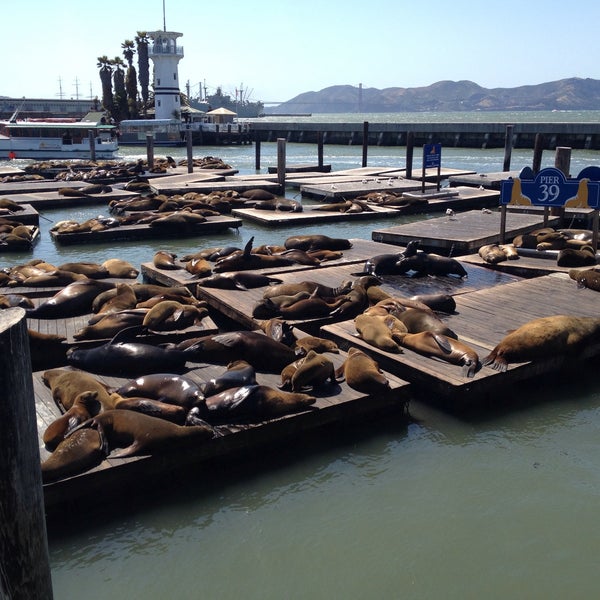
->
[[243, 236, 255, 259], [109, 325, 145, 344], [431, 333, 453, 354]]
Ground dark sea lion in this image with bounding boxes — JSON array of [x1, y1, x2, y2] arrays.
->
[[116, 373, 205, 408], [28, 330, 68, 370], [334, 347, 390, 394], [354, 313, 407, 353], [72, 409, 214, 458], [241, 188, 276, 200], [43, 390, 102, 451], [203, 384, 316, 422], [284, 234, 352, 251], [197, 272, 283, 290], [213, 237, 297, 272], [396, 252, 468, 278], [396, 331, 481, 377], [556, 246, 597, 267], [363, 252, 405, 275], [66, 329, 189, 376], [278, 350, 337, 391], [43, 368, 115, 411], [272, 295, 347, 319], [395, 307, 458, 339], [568, 268, 600, 291], [26, 278, 116, 318], [179, 330, 297, 373], [201, 360, 257, 396], [258, 318, 297, 346], [482, 314, 600, 372], [409, 293, 457, 314], [153, 250, 182, 270], [41, 428, 105, 483]]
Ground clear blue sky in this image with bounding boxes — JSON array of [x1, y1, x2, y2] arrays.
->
[[4, 0, 599, 104]]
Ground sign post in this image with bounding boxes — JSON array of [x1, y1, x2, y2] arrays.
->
[[423, 143, 442, 192]]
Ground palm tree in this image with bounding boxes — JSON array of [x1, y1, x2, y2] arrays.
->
[[135, 31, 150, 117], [122, 39, 138, 119], [112, 57, 128, 121], [96, 55, 114, 119]]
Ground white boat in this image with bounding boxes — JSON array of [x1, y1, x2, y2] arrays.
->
[[0, 111, 118, 160]]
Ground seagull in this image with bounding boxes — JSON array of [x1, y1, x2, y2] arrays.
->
[[446, 208, 456, 220], [361, 179, 368, 184], [481, 207, 492, 214]]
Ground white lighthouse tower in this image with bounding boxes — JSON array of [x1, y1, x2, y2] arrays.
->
[[147, 30, 183, 120]]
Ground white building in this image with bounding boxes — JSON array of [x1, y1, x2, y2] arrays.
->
[[147, 30, 183, 120]]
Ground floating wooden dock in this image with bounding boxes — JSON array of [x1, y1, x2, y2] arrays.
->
[[372, 209, 561, 255], [4, 189, 138, 209], [50, 215, 243, 245], [0, 204, 39, 225], [320, 272, 600, 405], [150, 177, 279, 196], [300, 178, 437, 200], [37, 346, 411, 516], [448, 170, 520, 190]]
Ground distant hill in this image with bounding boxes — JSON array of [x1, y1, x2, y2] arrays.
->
[[264, 78, 600, 114]]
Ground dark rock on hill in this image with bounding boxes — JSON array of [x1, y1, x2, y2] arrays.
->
[[265, 78, 600, 114]]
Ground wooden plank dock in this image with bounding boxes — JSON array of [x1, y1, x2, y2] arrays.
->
[[150, 177, 280, 195], [36, 345, 411, 516], [0, 203, 39, 225], [448, 170, 520, 190], [372, 209, 561, 255], [320, 272, 600, 406], [192, 261, 522, 333], [300, 178, 437, 200], [50, 215, 243, 245], [4, 189, 139, 209]]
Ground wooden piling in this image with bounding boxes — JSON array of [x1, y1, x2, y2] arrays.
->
[[405, 131, 414, 179], [0, 308, 53, 600], [277, 138, 286, 193], [146, 134, 154, 170], [88, 130, 96, 161], [503, 125, 514, 171], [552, 146, 572, 224], [254, 130, 261, 170], [317, 132, 324, 169], [362, 121, 369, 167], [186, 127, 193, 173], [532, 133, 545, 174]]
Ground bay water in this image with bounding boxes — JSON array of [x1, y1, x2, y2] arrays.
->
[[3, 112, 600, 599]]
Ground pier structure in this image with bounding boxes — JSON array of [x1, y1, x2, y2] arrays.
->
[[249, 121, 600, 150]]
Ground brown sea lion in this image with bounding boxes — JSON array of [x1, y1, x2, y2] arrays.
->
[[101, 258, 139, 278], [0, 293, 34, 309], [184, 257, 212, 277], [203, 384, 316, 422], [284, 234, 352, 251], [142, 300, 208, 331], [478, 244, 508, 264], [395, 331, 480, 377], [569, 268, 600, 291], [354, 313, 407, 353], [153, 251, 181, 270], [57, 262, 111, 279], [42, 368, 116, 411], [334, 347, 390, 394], [213, 237, 297, 272], [111, 395, 188, 424], [73, 309, 148, 340], [72, 409, 215, 458], [41, 428, 105, 483], [201, 360, 257, 396], [278, 350, 337, 391], [293, 335, 340, 356], [263, 279, 352, 300], [258, 318, 297, 346], [95, 282, 138, 314], [482, 315, 600, 372], [43, 390, 102, 451]]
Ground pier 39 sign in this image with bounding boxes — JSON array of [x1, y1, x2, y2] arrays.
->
[[501, 167, 600, 209]]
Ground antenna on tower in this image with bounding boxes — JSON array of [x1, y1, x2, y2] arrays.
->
[[163, 0, 166, 31], [57, 77, 64, 99], [73, 76, 80, 100]]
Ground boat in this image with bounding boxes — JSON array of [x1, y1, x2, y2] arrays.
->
[[0, 111, 118, 160]]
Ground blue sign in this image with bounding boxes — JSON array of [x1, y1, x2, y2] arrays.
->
[[423, 143, 442, 169], [501, 167, 600, 209]]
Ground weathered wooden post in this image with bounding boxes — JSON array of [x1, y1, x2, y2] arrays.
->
[[186, 127, 193, 173], [0, 308, 54, 599], [405, 131, 414, 179], [88, 130, 96, 161], [532, 133, 545, 174], [277, 138, 286, 194], [254, 130, 261, 170], [146, 133, 154, 170], [362, 121, 369, 167], [552, 146, 572, 225], [503, 125, 514, 171], [317, 132, 324, 169]]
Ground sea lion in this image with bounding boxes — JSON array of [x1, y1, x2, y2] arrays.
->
[[197, 272, 283, 290], [241, 188, 276, 200], [42, 368, 115, 411], [278, 350, 337, 391], [363, 252, 405, 275], [141, 300, 208, 331], [26, 278, 116, 318], [293, 335, 340, 356], [72, 409, 215, 458], [57, 261, 111, 279], [153, 251, 182, 270], [66, 328, 189, 376], [556, 246, 597, 267], [395, 307, 458, 339], [201, 360, 257, 396], [43, 390, 102, 451], [28, 330, 68, 370], [354, 313, 407, 353], [115, 372, 204, 409], [334, 347, 390, 395], [41, 428, 105, 483], [258, 318, 297, 346], [409, 293, 457, 314], [284, 234, 352, 251], [101, 258, 139, 279], [0, 293, 35, 309], [184, 257, 212, 277], [478, 244, 508, 264], [73, 309, 148, 340], [396, 252, 468, 278], [178, 330, 297, 373], [396, 331, 481, 377], [202, 384, 316, 422], [95, 282, 138, 314], [569, 268, 600, 291], [482, 314, 600, 372], [112, 395, 188, 424], [213, 237, 297, 272], [263, 280, 352, 300]]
